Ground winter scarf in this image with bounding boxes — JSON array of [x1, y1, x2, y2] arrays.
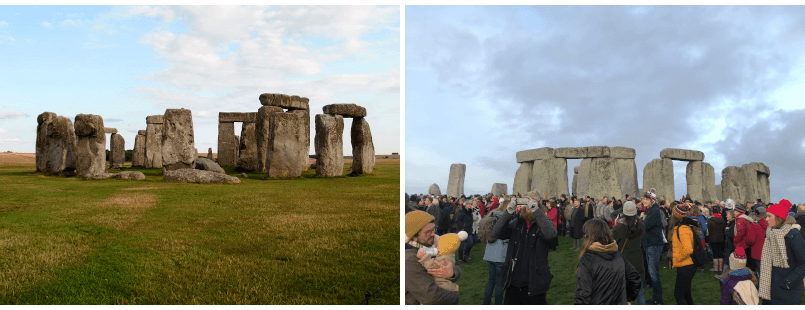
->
[[759, 218, 800, 300], [588, 241, 618, 253]]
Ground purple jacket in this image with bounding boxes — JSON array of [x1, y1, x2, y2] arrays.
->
[[720, 269, 753, 305]]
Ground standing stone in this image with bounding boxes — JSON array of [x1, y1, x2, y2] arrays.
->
[[643, 158, 674, 202], [236, 122, 257, 171], [585, 157, 621, 201], [314, 114, 344, 177], [74, 114, 106, 178], [530, 157, 568, 199], [716, 185, 723, 201], [572, 166, 579, 196], [46, 116, 77, 175], [701, 163, 717, 203], [758, 174, 770, 204], [576, 159, 591, 198], [429, 184, 442, 196], [741, 163, 759, 203], [512, 162, 533, 196], [256, 106, 284, 173], [132, 130, 146, 167], [289, 109, 311, 172], [145, 115, 164, 169], [721, 166, 749, 204], [268, 112, 304, 177], [110, 133, 125, 170], [351, 117, 375, 175], [491, 183, 508, 196], [615, 158, 639, 200], [161, 109, 195, 171], [217, 121, 237, 167], [447, 164, 466, 198], [207, 148, 213, 161], [36, 112, 57, 173], [686, 161, 704, 203]]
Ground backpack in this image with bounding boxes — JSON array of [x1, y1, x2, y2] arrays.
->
[[478, 212, 500, 243], [677, 224, 709, 267]]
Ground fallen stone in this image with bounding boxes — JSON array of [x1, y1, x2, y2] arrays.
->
[[74, 114, 107, 178], [46, 115, 77, 176], [267, 112, 304, 177], [259, 93, 310, 111], [104, 127, 118, 134], [314, 114, 344, 177], [491, 183, 508, 196], [610, 147, 636, 159], [429, 184, 442, 196], [660, 148, 704, 161], [255, 106, 284, 172], [163, 168, 241, 184], [512, 162, 533, 196], [446, 164, 466, 198], [350, 117, 375, 175], [145, 115, 163, 168], [161, 109, 195, 171], [218, 112, 257, 123], [36, 112, 57, 173], [195, 156, 225, 174], [236, 122, 257, 171], [516, 147, 553, 163], [642, 158, 674, 201], [322, 103, 367, 118], [110, 133, 125, 170], [132, 131, 146, 167], [241, 173, 248, 178]]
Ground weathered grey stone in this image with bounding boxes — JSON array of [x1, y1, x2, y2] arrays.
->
[[259, 93, 310, 111], [512, 162, 533, 195], [217, 122, 236, 167], [218, 112, 257, 123], [350, 117, 375, 175], [267, 112, 304, 177], [576, 159, 591, 197], [572, 166, 579, 196], [84, 171, 145, 180], [241, 173, 248, 178], [741, 163, 771, 203], [138, 130, 146, 135], [161, 109, 195, 171], [74, 114, 107, 178], [643, 158, 674, 201], [290, 109, 311, 171], [314, 114, 344, 177], [132, 131, 146, 167], [145, 115, 163, 168], [207, 148, 213, 161], [491, 183, 508, 196], [447, 164, 466, 198], [236, 122, 257, 171], [721, 166, 749, 205], [255, 106, 284, 173], [429, 184, 442, 196], [554, 146, 611, 159], [660, 148, 704, 161], [610, 147, 636, 159], [195, 156, 225, 174], [46, 116, 77, 176], [104, 127, 118, 134], [516, 147, 553, 163], [530, 157, 568, 199], [686, 161, 717, 203], [615, 158, 639, 200], [716, 185, 723, 201], [584, 157, 621, 201], [110, 133, 125, 170], [36, 112, 57, 173], [322, 103, 367, 118], [758, 174, 770, 204], [163, 168, 241, 184]]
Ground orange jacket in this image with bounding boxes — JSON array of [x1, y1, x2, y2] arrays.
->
[[672, 225, 694, 268]]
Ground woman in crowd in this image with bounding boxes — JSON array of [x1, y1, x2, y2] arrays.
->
[[671, 203, 699, 305], [612, 201, 646, 305], [482, 202, 508, 305], [574, 218, 641, 305], [688, 203, 708, 273], [758, 199, 805, 304], [707, 206, 727, 273], [547, 201, 560, 231]]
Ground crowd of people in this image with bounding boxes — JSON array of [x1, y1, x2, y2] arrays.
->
[[404, 189, 805, 305]]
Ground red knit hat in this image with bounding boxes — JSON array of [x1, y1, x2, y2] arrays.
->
[[767, 199, 792, 220], [673, 203, 689, 218]]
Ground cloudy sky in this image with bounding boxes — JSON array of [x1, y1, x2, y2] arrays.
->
[[0, 5, 400, 155], [405, 6, 805, 203]]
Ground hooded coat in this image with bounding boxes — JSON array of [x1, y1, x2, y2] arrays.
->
[[734, 214, 754, 249], [707, 214, 726, 243], [571, 205, 587, 239], [612, 217, 645, 276], [574, 242, 642, 305]]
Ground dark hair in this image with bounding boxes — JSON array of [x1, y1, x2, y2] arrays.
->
[[577, 218, 614, 273]]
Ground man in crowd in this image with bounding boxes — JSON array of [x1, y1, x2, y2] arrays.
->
[[641, 191, 665, 305], [405, 210, 462, 305], [437, 196, 452, 235]]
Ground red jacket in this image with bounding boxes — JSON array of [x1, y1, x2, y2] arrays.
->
[[479, 201, 486, 218], [759, 217, 768, 230], [734, 215, 753, 249], [749, 222, 766, 260], [547, 207, 560, 230]]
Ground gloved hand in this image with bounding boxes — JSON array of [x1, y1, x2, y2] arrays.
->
[[528, 197, 540, 213], [507, 199, 517, 214]]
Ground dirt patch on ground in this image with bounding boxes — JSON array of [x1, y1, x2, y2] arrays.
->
[[0, 153, 36, 166], [88, 192, 158, 230]]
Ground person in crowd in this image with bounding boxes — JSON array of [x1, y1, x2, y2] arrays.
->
[[671, 202, 699, 305], [564, 195, 575, 238], [425, 197, 441, 230], [717, 209, 738, 280], [455, 200, 475, 263], [405, 210, 461, 305], [796, 204, 805, 240], [734, 202, 756, 273], [415, 231, 468, 293], [595, 197, 608, 221], [758, 199, 805, 304], [570, 198, 586, 251], [707, 206, 727, 273], [640, 190, 665, 305], [688, 202, 709, 273], [612, 201, 646, 305], [437, 196, 452, 235], [574, 218, 641, 305], [720, 248, 758, 305], [749, 207, 767, 275], [491, 197, 557, 305], [547, 201, 561, 231], [482, 203, 508, 305]]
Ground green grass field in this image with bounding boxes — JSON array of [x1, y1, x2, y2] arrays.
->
[[455, 235, 805, 305], [0, 162, 399, 305]]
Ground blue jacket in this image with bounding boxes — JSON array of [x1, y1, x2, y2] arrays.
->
[[642, 204, 664, 247], [688, 215, 708, 238], [769, 228, 805, 305]]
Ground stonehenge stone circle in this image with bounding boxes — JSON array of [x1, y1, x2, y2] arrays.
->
[[615, 158, 639, 200], [289, 109, 310, 171], [36, 112, 57, 173], [110, 133, 125, 170], [255, 106, 284, 173], [267, 111, 304, 177], [642, 158, 674, 201], [512, 162, 533, 195], [322, 103, 367, 118], [721, 166, 749, 204], [491, 183, 508, 196], [217, 112, 257, 167], [237, 122, 257, 171], [350, 117, 375, 175], [660, 148, 704, 161], [195, 156, 225, 174], [145, 115, 164, 169], [74, 114, 107, 178], [163, 168, 241, 184], [314, 114, 344, 177], [686, 161, 717, 203], [576, 159, 591, 197], [447, 163, 466, 198], [132, 130, 146, 167], [530, 157, 568, 198], [46, 115, 77, 176], [217, 121, 237, 167], [429, 183, 442, 196], [719, 163, 771, 205], [585, 157, 621, 200], [161, 109, 195, 171]]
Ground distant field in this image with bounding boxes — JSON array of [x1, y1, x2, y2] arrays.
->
[[0, 155, 399, 305]]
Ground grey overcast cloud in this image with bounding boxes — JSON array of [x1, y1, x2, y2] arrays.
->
[[405, 6, 805, 204]]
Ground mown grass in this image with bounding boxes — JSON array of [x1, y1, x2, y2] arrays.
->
[[455, 235, 805, 305], [0, 162, 399, 305]]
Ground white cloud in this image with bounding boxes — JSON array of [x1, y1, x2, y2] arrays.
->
[[0, 138, 20, 144], [0, 21, 7, 27], [59, 19, 86, 27], [196, 111, 211, 118], [0, 110, 25, 119], [42, 21, 52, 28], [0, 128, 7, 134], [120, 5, 175, 23]]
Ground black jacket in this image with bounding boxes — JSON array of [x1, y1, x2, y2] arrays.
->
[[455, 207, 474, 233], [491, 208, 557, 296], [570, 207, 586, 239], [612, 218, 645, 276], [641, 203, 664, 247], [575, 250, 641, 305], [438, 203, 452, 231]]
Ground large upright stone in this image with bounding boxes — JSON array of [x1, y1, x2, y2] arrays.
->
[[74, 114, 106, 178], [686, 161, 704, 202], [322, 103, 367, 118], [290, 109, 311, 171], [615, 158, 639, 200], [447, 164, 466, 198], [256, 106, 284, 173], [572, 166, 579, 196], [207, 148, 213, 161], [110, 133, 125, 170], [132, 130, 146, 167], [351, 117, 375, 175], [530, 157, 568, 199], [701, 162, 717, 203], [429, 184, 442, 196], [716, 186, 723, 201], [314, 114, 344, 177], [585, 157, 621, 201], [161, 109, 195, 171], [491, 183, 508, 196], [643, 158, 674, 201], [660, 148, 704, 161], [259, 93, 310, 111], [237, 122, 257, 171], [267, 112, 304, 177], [516, 147, 553, 163], [741, 162, 771, 203], [217, 121, 237, 167], [46, 116, 77, 176], [145, 115, 164, 169], [576, 159, 592, 197], [36, 112, 57, 173], [512, 162, 533, 195], [721, 166, 749, 204]]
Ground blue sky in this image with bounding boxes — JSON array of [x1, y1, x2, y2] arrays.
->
[[406, 6, 805, 203], [0, 5, 400, 156]]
